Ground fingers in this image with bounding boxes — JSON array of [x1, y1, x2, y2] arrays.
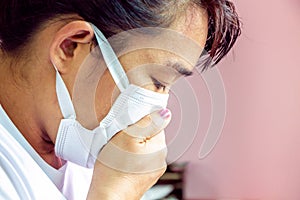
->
[[97, 109, 172, 173], [98, 131, 168, 173], [123, 109, 172, 139]]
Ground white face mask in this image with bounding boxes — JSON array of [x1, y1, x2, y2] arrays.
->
[[54, 24, 169, 168]]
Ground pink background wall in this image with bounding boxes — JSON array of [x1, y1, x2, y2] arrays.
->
[[166, 0, 300, 199]]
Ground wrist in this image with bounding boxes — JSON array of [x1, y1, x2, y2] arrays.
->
[[87, 162, 142, 200]]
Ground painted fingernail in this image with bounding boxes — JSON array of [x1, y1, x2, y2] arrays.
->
[[164, 113, 171, 119], [159, 109, 170, 119]]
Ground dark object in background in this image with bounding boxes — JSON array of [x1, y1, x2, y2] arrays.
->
[[155, 162, 189, 199]]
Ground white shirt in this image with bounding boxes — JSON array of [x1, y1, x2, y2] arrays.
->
[[0, 105, 93, 200]]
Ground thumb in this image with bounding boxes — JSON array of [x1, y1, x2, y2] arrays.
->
[[123, 109, 172, 139]]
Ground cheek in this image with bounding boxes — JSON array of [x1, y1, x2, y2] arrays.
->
[[94, 70, 117, 123]]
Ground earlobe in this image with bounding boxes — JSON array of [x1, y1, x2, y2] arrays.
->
[[49, 21, 94, 73]]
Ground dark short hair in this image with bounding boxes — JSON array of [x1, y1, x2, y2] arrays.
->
[[0, 0, 241, 70]]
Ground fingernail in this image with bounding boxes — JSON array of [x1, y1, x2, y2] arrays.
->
[[159, 109, 170, 119]]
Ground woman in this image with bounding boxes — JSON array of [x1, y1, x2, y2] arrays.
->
[[0, 0, 240, 199]]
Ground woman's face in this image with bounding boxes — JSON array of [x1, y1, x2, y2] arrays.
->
[[13, 4, 208, 133], [89, 5, 208, 125]]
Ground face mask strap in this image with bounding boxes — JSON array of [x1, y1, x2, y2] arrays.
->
[[91, 24, 130, 92], [53, 63, 76, 119]]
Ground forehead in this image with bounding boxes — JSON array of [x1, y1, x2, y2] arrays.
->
[[108, 4, 208, 73], [169, 4, 208, 53], [149, 4, 209, 70]]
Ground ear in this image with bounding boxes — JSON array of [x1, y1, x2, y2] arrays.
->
[[49, 21, 94, 74]]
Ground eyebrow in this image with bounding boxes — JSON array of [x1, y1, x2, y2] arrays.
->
[[166, 62, 193, 77]]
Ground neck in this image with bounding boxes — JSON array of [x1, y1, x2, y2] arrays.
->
[[0, 57, 63, 169]]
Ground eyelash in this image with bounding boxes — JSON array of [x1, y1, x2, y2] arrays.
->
[[151, 77, 166, 91]]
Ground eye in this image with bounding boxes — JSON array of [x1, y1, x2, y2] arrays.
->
[[151, 77, 166, 91]]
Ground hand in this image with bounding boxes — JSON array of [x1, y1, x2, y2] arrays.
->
[[87, 109, 171, 199]]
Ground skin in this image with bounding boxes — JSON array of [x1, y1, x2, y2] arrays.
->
[[0, 3, 208, 199]]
